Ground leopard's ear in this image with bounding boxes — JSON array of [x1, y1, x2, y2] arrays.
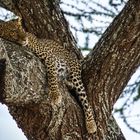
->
[[17, 17, 26, 32], [17, 17, 22, 27]]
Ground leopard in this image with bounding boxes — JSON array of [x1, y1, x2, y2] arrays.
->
[[0, 18, 97, 134]]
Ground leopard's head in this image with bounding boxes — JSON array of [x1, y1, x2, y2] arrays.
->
[[0, 18, 27, 45]]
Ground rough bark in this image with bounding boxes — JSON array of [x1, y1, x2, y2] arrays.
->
[[82, 0, 140, 138], [0, 0, 140, 140]]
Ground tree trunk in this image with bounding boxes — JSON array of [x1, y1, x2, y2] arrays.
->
[[0, 0, 140, 139]]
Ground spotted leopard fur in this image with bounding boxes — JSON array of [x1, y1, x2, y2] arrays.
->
[[0, 18, 97, 134]]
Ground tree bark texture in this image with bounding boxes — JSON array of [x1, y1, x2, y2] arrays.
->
[[0, 0, 140, 140]]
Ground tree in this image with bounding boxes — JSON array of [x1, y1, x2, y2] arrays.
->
[[0, 0, 140, 139], [61, 0, 140, 134]]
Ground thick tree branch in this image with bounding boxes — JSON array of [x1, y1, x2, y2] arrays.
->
[[0, 0, 18, 14], [107, 115, 125, 140], [0, 58, 6, 104], [82, 0, 140, 137]]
